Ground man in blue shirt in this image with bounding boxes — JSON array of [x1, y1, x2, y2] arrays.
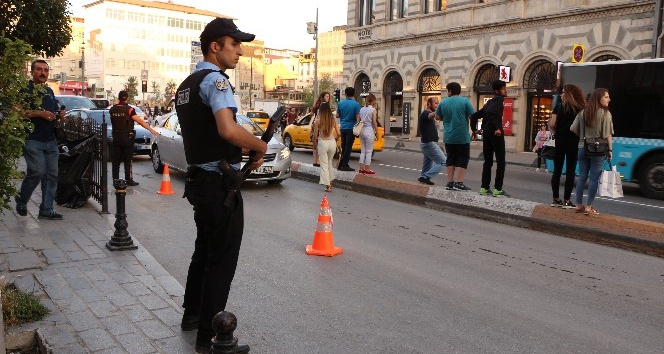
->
[[15, 60, 64, 220], [176, 18, 266, 354], [335, 87, 361, 171], [435, 82, 475, 191]]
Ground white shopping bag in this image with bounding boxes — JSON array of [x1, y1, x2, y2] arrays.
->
[[598, 165, 623, 198]]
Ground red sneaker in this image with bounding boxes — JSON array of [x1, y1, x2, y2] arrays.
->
[[358, 169, 366, 174], [364, 170, 375, 175]]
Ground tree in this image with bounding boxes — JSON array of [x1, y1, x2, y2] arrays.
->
[[164, 80, 177, 102], [125, 76, 138, 104], [303, 73, 337, 109], [150, 81, 161, 102], [0, 37, 34, 212], [0, 0, 73, 58]]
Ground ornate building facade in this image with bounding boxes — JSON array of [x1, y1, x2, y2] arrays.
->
[[344, 0, 662, 151]]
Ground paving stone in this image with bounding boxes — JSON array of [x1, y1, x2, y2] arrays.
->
[[52, 294, 87, 315], [41, 322, 85, 345], [59, 242, 81, 252], [124, 262, 150, 276], [20, 235, 55, 250], [57, 266, 85, 279], [122, 304, 154, 323], [100, 314, 138, 336], [152, 307, 183, 328], [65, 311, 100, 332], [122, 280, 153, 297], [154, 335, 195, 354], [110, 268, 140, 284], [43, 285, 75, 301], [116, 333, 158, 354], [67, 250, 88, 261], [50, 342, 88, 354], [85, 267, 111, 281], [34, 271, 67, 288], [94, 347, 130, 354], [155, 275, 184, 297], [136, 319, 175, 340], [109, 291, 138, 307], [137, 294, 169, 311], [13, 274, 43, 296], [42, 248, 68, 264], [0, 237, 21, 252], [94, 278, 124, 294], [76, 287, 106, 302], [7, 249, 42, 271], [65, 276, 93, 290], [78, 328, 116, 352], [89, 300, 121, 318]]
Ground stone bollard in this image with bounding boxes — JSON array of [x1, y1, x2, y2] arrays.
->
[[106, 179, 138, 251], [209, 311, 240, 354]]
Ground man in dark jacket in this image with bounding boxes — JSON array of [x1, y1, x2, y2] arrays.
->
[[470, 80, 508, 197]]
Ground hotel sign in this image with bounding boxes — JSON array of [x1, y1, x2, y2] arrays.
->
[[358, 29, 372, 40]]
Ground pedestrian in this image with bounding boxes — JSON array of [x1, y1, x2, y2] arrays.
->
[[470, 80, 508, 197], [311, 92, 331, 167], [534, 124, 549, 172], [336, 87, 361, 171], [153, 105, 160, 118], [14, 60, 64, 220], [549, 84, 585, 208], [279, 108, 287, 136], [358, 93, 378, 174], [435, 82, 475, 191], [175, 18, 266, 354], [313, 102, 340, 191], [109, 90, 159, 186], [418, 97, 446, 185], [570, 88, 613, 215], [287, 107, 298, 125]]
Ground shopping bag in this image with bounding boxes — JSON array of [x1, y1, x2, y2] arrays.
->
[[598, 165, 623, 198], [352, 121, 362, 137]]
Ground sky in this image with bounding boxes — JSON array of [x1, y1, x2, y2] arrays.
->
[[68, 0, 348, 51]]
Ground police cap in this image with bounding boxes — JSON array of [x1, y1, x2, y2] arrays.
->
[[201, 18, 255, 43]]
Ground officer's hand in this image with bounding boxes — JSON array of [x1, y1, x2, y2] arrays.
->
[[249, 157, 264, 170]]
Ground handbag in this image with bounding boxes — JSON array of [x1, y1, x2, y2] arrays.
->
[[352, 121, 362, 137], [582, 114, 609, 156], [598, 162, 623, 198], [541, 133, 556, 159]]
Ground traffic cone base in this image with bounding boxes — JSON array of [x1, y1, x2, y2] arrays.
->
[[306, 195, 343, 257], [306, 244, 343, 257], [157, 163, 175, 195]]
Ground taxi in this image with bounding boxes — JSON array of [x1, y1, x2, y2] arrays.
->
[[245, 110, 270, 131], [282, 113, 384, 153]]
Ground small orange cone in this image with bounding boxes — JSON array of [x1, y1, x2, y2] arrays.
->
[[306, 195, 343, 257], [157, 163, 175, 195]]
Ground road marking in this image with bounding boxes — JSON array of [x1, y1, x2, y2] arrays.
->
[[379, 164, 444, 175], [577, 194, 664, 209]]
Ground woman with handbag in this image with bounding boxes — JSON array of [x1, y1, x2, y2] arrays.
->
[[313, 102, 340, 192], [358, 94, 378, 174], [534, 124, 549, 172], [549, 84, 585, 208], [570, 88, 614, 215], [311, 92, 331, 167]]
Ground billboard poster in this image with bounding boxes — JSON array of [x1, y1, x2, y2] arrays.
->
[[502, 98, 514, 136]]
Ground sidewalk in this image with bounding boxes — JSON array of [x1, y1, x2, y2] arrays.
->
[[1, 191, 193, 353]]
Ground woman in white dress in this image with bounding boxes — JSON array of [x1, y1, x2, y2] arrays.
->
[[313, 103, 340, 192], [358, 94, 378, 174]]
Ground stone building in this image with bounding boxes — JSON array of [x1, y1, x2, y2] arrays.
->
[[343, 0, 662, 151]]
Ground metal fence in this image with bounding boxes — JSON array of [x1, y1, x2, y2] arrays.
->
[[56, 116, 109, 213]]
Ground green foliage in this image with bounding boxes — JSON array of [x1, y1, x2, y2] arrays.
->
[[150, 81, 161, 101], [164, 80, 177, 101], [126, 76, 138, 104], [0, 36, 33, 212], [2, 283, 50, 327], [0, 0, 73, 58], [303, 73, 337, 109]]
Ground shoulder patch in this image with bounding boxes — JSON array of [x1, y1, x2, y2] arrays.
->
[[215, 78, 229, 92]]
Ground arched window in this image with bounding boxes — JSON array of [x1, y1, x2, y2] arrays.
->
[[592, 54, 621, 62], [384, 71, 403, 94], [523, 60, 557, 91], [417, 68, 441, 93], [474, 63, 499, 92]]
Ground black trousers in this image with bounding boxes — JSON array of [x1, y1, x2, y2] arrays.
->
[[183, 176, 244, 338], [481, 133, 506, 190], [112, 141, 133, 181], [551, 140, 579, 200], [339, 129, 355, 168]]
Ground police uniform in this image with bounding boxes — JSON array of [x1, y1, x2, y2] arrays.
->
[[176, 61, 245, 341], [109, 102, 136, 182]]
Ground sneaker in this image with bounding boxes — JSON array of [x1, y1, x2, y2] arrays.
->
[[445, 182, 455, 190], [364, 170, 376, 175], [479, 187, 492, 196], [550, 199, 563, 207], [453, 182, 471, 191], [16, 205, 27, 216], [492, 189, 506, 197], [38, 211, 63, 220], [127, 180, 139, 186], [535, 168, 540, 172], [562, 200, 576, 209], [418, 177, 434, 185]]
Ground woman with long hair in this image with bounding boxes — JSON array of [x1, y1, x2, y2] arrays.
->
[[549, 84, 586, 208], [311, 92, 330, 167], [358, 94, 378, 174], [313, 102, 340, 192], [570, 88, 614, 215]]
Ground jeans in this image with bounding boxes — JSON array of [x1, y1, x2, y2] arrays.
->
[[481, 133, 506, 190], [359, 128, 375, 165], [551, 140, 578, 200], [339, 129, 355, 168], [575, 147, 605, 206], [182, 178, 244, 338], [16, 139, 59, 213], [420, 142, 446, 180]]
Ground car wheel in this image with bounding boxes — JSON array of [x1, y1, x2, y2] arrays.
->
[[283, 134, 294, 151], [267, 179, 284, 185], [638, 154, 664, 200], [152, 145, 164, 173]]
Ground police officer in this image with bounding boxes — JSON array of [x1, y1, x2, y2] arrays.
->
[[176, 18, 266, 354], [109, 91, 158, 186]]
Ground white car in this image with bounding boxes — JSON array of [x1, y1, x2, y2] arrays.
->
[[151, 112, 291, 184]]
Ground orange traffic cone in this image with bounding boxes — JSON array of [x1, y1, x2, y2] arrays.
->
[[157, 163, 175, 195], [306, 195, 343, 257]]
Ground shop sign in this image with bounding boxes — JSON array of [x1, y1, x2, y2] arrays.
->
[[502, 98, 514, 136], [60, 80, 88, 90], [402, 102, 411, 134], [499, 65, 512, 82], [358, 29, 372, 40]]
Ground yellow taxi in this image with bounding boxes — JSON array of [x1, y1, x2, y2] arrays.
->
[[245, 110, 270, 131], [282, 113, 384, 153]]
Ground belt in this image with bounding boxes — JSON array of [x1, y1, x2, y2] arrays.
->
[[186, 166, 223, 182]]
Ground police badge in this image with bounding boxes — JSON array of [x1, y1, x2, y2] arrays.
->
[[215, 78, 229, 92]]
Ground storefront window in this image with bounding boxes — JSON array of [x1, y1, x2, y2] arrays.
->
[[523, 59, 557, 151]]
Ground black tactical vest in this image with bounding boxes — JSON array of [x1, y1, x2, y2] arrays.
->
[[109, 104, 134, 145], [175, 69, 241, 165]]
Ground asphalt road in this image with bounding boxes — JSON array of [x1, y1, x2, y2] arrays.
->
[[120, 158, 664, 354], [288, 147, 664, 224]]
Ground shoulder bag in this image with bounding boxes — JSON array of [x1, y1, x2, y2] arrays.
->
[[352, 121, 362, 137], [582, 114, 609, 157]]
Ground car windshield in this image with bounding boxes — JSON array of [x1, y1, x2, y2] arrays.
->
[[56, 96, 97, 110], [85, 110, 110, 124], [246, 111, 269, 119], [236, 114, 264, 136]]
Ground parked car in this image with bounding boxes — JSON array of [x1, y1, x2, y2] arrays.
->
[[55, 95, 98, 110], [90, 98, 110, 109], [245, 110, 270, 131], [66, 109, 154, 157], [282, 113, 385, 153], [151, 112, 291, 184]]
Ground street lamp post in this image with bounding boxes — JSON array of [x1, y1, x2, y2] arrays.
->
[[307, 10, 319, 98], [80, 41, 85, 97]]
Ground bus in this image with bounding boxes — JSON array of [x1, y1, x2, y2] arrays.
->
[[555, 58, 664, 200]]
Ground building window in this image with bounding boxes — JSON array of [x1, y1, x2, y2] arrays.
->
[[391, 0, 409, 19], [424, 0, 447, 13], [359, 0, 375, 26]]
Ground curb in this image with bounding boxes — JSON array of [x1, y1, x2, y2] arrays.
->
[[291, 162, 664, 257]]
